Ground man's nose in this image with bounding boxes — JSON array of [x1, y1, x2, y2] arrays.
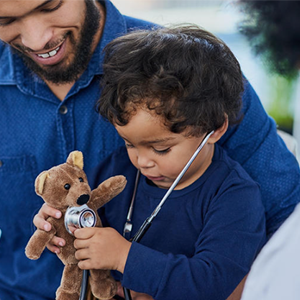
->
[[20, 16, 53, 51]]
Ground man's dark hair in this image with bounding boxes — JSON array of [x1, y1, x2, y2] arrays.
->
[[238, 1, 300, 78], [97, 25, 244, 136]]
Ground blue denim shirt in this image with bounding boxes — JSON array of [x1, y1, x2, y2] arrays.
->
[[0, 1, 155, 300], [0, 1, 299, 299]]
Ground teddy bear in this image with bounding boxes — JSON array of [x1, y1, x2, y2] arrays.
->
[[25, 151, 127, 300]]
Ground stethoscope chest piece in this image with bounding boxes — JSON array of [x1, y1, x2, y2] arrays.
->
[[64, 204, 96, 235]]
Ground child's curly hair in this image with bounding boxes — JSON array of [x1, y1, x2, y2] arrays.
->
[[97, 25, 244, 137]]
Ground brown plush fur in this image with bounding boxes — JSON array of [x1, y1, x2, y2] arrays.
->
[[25, 151, 127, 300]]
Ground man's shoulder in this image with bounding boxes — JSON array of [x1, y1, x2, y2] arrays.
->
[[123, 15, 159, 32], [0, 41, 15, 84], [213, 144, 257, 184]]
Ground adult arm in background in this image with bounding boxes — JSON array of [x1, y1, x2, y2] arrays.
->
[[222, 78, 300, 300], [240, 203, 300, 300], [219, 78, 300, 239]]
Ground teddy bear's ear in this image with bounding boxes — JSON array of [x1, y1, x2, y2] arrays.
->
[[35, 171, 49, 196], [66, 151, 84, 170]]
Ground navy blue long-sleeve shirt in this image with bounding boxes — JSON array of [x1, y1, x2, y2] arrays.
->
[[90, 145, 266, 299]]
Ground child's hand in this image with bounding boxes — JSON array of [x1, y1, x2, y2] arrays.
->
[[74, 227, 131, 273]]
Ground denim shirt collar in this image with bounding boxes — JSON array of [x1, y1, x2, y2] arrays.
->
[[68, 0, 127, 96], [0, 0, 126, 101]]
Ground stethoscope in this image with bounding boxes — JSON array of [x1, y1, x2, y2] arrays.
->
[[122, 130, 214, 300], [79, 130, 214, 300]]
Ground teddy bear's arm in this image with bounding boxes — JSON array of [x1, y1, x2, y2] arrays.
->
[[25, 225, 56, 260], [91, 175, 127, 208]]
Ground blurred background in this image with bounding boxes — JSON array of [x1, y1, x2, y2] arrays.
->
[[110, 0, 300, 146]]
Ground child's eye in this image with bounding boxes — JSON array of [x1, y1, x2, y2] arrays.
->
[[153, 148, 170, 155], [125, 143, 134, 149]]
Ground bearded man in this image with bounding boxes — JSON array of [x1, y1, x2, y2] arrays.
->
[[0, 1, 299, 300]]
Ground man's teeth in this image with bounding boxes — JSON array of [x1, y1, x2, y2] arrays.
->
[[37, 47, 60, 58]]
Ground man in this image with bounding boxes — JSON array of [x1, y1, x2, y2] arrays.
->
[[0, 0, 299, 299], [0, 1, 153, 299]]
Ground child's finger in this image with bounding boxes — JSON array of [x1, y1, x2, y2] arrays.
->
[[75, 248, 91, 262], [73, 238, 88, 250], [77, 258, 92, 270], [74, 227, 96, 239]]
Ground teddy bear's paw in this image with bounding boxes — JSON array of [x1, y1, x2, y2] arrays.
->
[[56, 290, 79, 300], [90, 278, 117, 300], [25, 252, 40, 260], [25, 243, 42, 260]]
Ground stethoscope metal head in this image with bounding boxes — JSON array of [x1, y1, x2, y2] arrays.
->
[[64, 204, 96, 235]]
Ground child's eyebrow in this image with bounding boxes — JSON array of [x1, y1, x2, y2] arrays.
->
[[120, 135, 176, 145], [140, 137, 176, 145]]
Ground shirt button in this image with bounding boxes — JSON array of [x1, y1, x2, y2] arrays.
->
[[59, 105, 68, 115]]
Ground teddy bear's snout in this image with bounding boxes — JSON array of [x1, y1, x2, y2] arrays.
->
[[77, 194, 90, 205]]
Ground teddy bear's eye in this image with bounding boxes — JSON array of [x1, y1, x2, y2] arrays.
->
[[79, 177, 84, 182], [64, 183, 71, 190]]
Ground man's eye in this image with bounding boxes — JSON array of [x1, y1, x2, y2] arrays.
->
[[41, 0, 63, 13], [0, 18, 16, 26]]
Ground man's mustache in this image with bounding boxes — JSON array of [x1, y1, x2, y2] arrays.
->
[[12, 33, 69, 53]]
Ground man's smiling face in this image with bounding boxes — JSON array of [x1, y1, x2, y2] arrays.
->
[[0, 0, 101, 83]]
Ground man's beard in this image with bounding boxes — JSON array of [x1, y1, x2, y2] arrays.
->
[[15, 0, 101, 84]]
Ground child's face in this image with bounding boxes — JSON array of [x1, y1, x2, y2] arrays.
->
[[115, 108, 215, 190]]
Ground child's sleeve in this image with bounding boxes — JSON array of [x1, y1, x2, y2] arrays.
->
[[122, 177, 266, 300], [219, 78, 300, 238]]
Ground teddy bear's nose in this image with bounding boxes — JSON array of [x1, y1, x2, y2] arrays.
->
[[77, 194, 90, 205]]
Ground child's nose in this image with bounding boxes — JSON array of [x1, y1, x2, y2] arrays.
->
[[137, 153, 155, 169]]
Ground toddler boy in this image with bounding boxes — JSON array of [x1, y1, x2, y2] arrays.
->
[[74, 25, 266, 300]]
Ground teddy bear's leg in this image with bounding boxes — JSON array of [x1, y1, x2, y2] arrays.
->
[[89, 269, 117, 300], [56, 264, 82, 300]]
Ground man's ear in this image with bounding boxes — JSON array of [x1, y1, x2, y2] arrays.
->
[[207, 117, 228, 144]]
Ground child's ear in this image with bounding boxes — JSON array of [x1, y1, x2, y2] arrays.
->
[[208, 118, 228, 144]]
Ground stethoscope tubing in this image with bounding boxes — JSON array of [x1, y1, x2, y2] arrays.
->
[[79, 269, 89, 300]]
